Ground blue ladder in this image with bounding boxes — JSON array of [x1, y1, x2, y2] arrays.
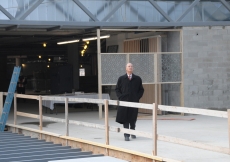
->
[[0, 66, 21, 131]]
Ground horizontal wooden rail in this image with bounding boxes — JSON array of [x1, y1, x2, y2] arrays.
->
[[68, 98, 104, 104], [158, 135, 230, 155], [17, 111, 39, 119], [108, 100, 153, 109], [42, 116, 118, 132], [16, 94, 38, 100], [119, 128, 152, 139], [158, 105, 228, 118]]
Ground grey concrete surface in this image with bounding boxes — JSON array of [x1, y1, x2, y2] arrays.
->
[[6, 102, 230, 162]]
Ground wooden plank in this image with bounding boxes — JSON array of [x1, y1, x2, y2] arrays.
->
[[104, 100, 109, 145], [153, 103, 157, 156], [42, 115, 118, 132], [158, 105, 228, 118], [65, 98, 69, 136], [0, 92, 3, 116], [119, 128, 152, 139], [180, 30, 184, 115], [39, 96, 43, 131], [158, 135, 230, 155], [68, 98, 104, 104], [97, 29, 103, 119], [16, 94, 38, 100], [6, 123, 62, 137], [14, 93, 17, 125], [228, 109, 230, 149], [17, 111, 39, 119], [101, 52, 181, 55], [41, 97, 65, 101], [108, 99, 152, 109]]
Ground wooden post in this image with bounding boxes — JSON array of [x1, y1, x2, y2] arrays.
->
[[97, 29, 103, 119], [39, 95, 43, 139], [65, 98, 69, 146], [14, 93, 17, 133], [152, 103, 157, 156], [65, 98, 69, 136], [180, 30, 185, 115], [104, 99, 109, 155], [0, 92, 3, 116], [228, 109, 230, 149]]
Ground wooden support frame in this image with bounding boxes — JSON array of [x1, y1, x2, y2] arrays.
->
[[228, 109, 230, 149], [65, 98, 69, 136], [97, 29, 103, 119], [8, 92, 230, 159], [0, 92, 3, 116], [39, 95, 43, 139], [153, 103, 157, 156], [104, 99, 109, 155]]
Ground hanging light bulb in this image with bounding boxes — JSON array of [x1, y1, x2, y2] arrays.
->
[[86, 41, 89, 44], [84, 45, 87, 49], [43, 43, 46, 47]]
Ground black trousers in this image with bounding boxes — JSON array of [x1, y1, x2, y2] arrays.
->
[[123, 121, 136, 137]]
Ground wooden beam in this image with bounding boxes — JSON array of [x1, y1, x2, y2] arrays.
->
[[16, 94, 38, 100], [0, 92, 3, 116], [228, 109, 230, 149], [158, 135, 230, 155], [153, 103, 157, 156], [42, 115, 118, 132], [108, 100, 153, 109], [119, 128, 152, 139], [65, 98, 69, 136], [68, 98, 104, 104], [39, 96, 43, 132], [14, 93, 17, 126], [104, 99, 109, 155], [158, 105, 228, 118], [17, 111, 39, 119]]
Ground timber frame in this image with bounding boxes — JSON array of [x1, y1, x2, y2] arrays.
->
[[0, 93, 229, 162]]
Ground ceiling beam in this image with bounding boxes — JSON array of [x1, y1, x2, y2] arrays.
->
[[0, 5, 15, 20], [72, 0, 99, 21], [5, 25, 18, 31], [17, 0, 44, 20], [47, 26, 61, 32], [177, 0, 200, 22], [220, 0, 230, 12], [102, 0, 127, 21], [148, 0, 173, 22], [0, 19, 230, 27]]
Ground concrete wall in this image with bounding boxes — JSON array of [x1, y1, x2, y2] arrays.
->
[[183, 26, 230, 109]]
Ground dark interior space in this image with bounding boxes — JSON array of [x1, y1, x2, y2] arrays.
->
[[1, 29, 107, 94]]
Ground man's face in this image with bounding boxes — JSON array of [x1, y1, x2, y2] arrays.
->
[[126, 63, 133, 73]]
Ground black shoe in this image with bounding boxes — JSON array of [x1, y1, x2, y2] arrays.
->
[[125, 136, 130, 141], [131, 135, 136, 139]]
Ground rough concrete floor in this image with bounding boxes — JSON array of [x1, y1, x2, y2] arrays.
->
[[5, 101, 230, 162]]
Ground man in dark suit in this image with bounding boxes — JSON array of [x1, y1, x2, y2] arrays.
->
[[115, 63, 144, 141]]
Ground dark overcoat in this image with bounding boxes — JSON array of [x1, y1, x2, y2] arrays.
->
[[115, 73, 144, 124]]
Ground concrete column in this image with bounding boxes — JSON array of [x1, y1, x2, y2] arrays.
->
[[68, 43, 79, 91], [15, 58, 21, 66]]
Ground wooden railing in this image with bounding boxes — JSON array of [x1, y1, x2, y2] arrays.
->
[[1, 92, 230, 161]]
